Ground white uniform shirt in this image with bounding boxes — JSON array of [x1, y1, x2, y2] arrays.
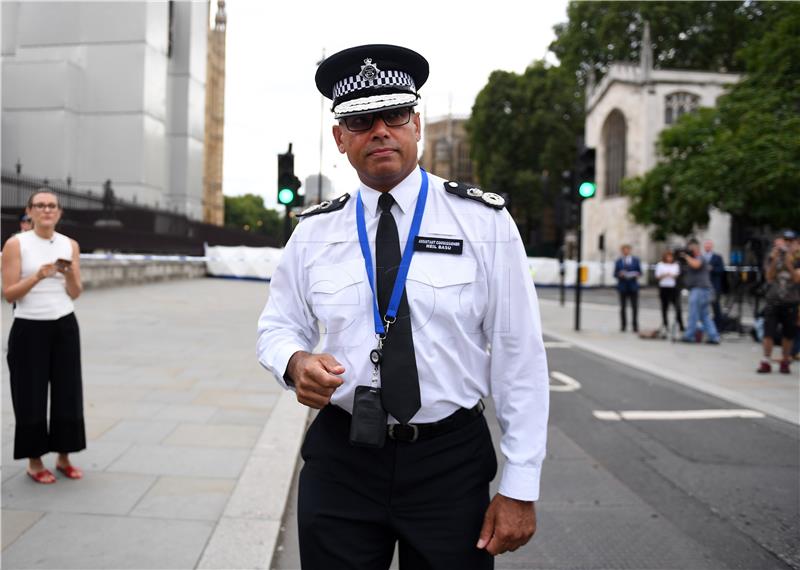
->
[[257, 167, 549, 501]]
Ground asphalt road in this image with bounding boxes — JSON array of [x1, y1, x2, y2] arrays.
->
[[272, 337, 798, 569]]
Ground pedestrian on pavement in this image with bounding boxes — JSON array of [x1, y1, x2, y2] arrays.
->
[[1, 189, 86, 484], [655, 250, 684, 333], [257, 44, 549, 569], [18, 212, 33, 233], [680, 239, 721, 344], [614, 244, 641, 332], [756, 230, 800, 374], [703, 239, 725, 330]]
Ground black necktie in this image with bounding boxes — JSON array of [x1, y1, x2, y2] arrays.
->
[[376, 193, 421, 424]]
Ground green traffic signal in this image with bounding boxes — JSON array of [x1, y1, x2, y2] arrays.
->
[[578, 181, 596, 198], [278, 188, 295, 205]]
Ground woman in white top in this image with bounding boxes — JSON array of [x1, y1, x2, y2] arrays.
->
[[655, 250, 684, 332], [2, 189, 85, 484]]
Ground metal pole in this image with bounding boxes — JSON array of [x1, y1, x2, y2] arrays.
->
[[317, 49, 326, 205], [283, 207, 292, 246], [600, 233, 606, 288], [574, 204, 582, 331], [559, 246, 566, 306]]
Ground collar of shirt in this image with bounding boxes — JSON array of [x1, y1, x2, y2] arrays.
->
[[358, 166, 422, 218]]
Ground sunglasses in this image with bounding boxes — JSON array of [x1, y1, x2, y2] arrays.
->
[[341, 107, 413, 132]]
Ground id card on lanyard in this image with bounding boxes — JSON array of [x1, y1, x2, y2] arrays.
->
[[349, 169, 429, 447]]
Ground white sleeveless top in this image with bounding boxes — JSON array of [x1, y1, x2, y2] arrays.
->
[[14, 231, 75, 320]]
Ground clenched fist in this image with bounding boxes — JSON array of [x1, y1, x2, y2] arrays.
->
[[286, 351, 345, 409]]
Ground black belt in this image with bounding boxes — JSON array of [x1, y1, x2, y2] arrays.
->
[[386, 400, 485, 443]]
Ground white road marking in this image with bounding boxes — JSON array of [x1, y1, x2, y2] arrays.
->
[[593, 409, 766, 421], [593, 410, 623, 421], [543, 341, 573, 349], [549, 371, 581, 392]]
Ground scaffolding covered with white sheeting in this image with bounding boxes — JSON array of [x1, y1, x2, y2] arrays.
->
[[204, 245, 639, 287]]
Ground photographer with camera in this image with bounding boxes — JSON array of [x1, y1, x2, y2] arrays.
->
[[757, 230, 800, 374], [680, 239, 721, 344]]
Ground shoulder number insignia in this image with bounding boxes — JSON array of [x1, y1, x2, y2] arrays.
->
[[297, 193, 351, 218], [444, 181, 505, 210]]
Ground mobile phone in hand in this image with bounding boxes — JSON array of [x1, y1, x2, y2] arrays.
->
[[55, 258, 72, 271]]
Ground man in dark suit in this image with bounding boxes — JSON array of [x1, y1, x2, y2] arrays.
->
[[704, 240, 725, 330], [614, 244, 641, 332]]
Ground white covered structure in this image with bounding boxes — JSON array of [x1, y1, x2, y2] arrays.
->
[[2, 2, 209, 219], [582, 25, 740, 263], [204, 244, 624, 287]]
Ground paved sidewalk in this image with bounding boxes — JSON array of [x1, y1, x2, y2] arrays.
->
[[2, 279, 307, 569], [537, 294, 799, 425], [3, 279, 796, 570]]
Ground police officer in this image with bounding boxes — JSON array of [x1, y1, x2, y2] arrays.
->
[[257, 44, 549, 569]]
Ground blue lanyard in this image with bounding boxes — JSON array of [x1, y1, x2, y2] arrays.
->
[[356, 168, 429, 335]]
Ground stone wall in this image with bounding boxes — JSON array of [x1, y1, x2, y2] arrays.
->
[[80, 258, 206, 290]]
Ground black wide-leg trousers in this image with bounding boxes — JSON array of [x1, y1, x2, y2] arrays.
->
[[7, 313, 86, 460], [298, 404, 497, 570]]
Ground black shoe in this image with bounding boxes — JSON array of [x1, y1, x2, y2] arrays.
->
[[680, 338, 695, 344], [705, 339, 720, 345]]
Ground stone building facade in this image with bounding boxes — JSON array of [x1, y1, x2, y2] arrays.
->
[[582, 30, 739, 263], [419, 115, 476, 184], [202, 0, 226, 226], [1, 1, 212, 220]]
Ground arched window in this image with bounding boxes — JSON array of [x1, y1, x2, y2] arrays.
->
[[603, 110, 626, 198], [664, 91, 700, 124]]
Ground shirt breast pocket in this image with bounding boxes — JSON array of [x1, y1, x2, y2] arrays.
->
[[308, 258, 367, 339], [406, 255, 482, 332]]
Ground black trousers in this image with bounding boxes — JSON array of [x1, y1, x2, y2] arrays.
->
[[7, 313, 86, 460], [298, 405, 497, 570], [619, 290, 639, 331], [658, 287, 684, 330]]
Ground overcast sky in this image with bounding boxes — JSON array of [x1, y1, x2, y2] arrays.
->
[[222, 0, 569, 208]]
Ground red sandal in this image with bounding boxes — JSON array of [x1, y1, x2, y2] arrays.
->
[[27, 469, 56, 484], [56, 464, 83, 480]]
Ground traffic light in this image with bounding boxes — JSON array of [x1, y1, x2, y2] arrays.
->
[[576, 146, 596, 199], [277, 144, 303, 208]]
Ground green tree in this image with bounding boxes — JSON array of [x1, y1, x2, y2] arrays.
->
[[224, 194, 282, 237], [467, 62, 582, 247], [467, 1, 794, 249], [550, 1, 789, 88], [626, 6, 800, 239]]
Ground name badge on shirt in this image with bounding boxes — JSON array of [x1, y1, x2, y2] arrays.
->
[[413, 236, 463, 255]]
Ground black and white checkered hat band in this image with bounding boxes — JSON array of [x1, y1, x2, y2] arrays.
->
[[332, 70, 416, 100]]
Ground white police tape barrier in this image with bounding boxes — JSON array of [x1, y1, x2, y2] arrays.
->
[[81, 253, 207, 262]]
